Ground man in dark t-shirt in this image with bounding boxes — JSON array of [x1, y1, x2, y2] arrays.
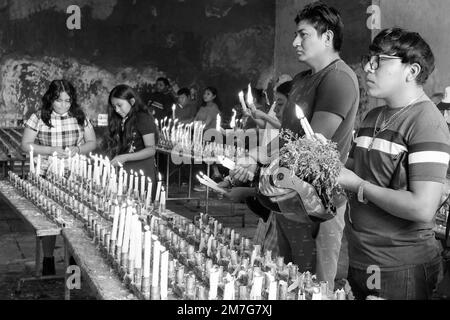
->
[[148, 77, 176, 120], [231, 2, 359, 289]]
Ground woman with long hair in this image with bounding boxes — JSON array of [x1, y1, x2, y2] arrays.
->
[[21, 79, 97, 275], [194, 86, 222, 131], [106, 84, 159, 192]]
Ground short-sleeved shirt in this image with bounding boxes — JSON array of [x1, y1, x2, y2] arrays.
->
[[346, 100, 450, 271], [25, 111, 89, 148], [281, 59, 360, 163], [194, 104, 220, 131], [119, 111, 158, 181]]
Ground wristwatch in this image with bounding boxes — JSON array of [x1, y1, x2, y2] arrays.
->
[[357, 181, 369, 204]]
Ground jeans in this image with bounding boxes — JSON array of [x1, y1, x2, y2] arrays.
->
[[348, 255, 442, 300]]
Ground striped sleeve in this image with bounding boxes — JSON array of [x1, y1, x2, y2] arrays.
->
[[24, 113, 40, 132], [408, 107, 450, 183]]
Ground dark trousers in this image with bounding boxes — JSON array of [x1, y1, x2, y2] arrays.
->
[[348, 255, 442, 300]]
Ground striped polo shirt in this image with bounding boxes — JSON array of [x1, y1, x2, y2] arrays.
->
[[346, 100, 450, 271]]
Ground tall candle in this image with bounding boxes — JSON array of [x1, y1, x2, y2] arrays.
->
[[172, 104, 176, 120], [160, 248, 169, 300], [238, 91, 248, 113], [87, 163, 92, 181], [116, 205, 127, 247], [143, 226, 151, 278], [155, 173, 162, 203], [140, 170, 145, 198], [128, 170, 134, 194], [128, 215, 137, 268], [145, 178, 153, 207], [29, 145, 34, 173], [159, 187, 166, 212], [123, 171, 128, 195], [134, 171, 139, 194], [216, 114, 221, 132], [122, 203, 133, 254], [36, 154, 41, 176], [134, 219, 142, 271], [110, 205, 120, 241], [208, 266, 219, 300]]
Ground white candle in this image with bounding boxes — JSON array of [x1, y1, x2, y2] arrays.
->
[[145, 178, 152, 207], [87, 163, 92, 181], [155, 173, 162, 203], [151, 237, 160, 289], [134, 219, 142, 271], [140, 170, 145, 198], [216, 114, 221, 132], [160, 187, 166, 206], [295, 104, 314, 139], [128, 215, 137, 267], [208, 266, 219, 300], [121, 203, 133, 254], [134, 172, 139, 194], [160, 248, 169, 300], [238, 91, 248, 113], [116, 205, 127, 247], [172, 104, 176, 120], [246, 83, 256, 112], [29, 145, 34, 173], [143, 226, 151, 278], [110, 204, 120, 241], [123, 171, 128, 194], [128, 170, 134, 194], [268, 279, 277, 300], [230, 109, 236, 129], [36, 154, 41, 176]]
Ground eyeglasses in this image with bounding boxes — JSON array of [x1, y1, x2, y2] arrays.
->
[[361, 54, 403, 70]]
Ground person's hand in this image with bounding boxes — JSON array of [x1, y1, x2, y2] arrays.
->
[[50, 147, 67, 158], [110, 154, 129, 167], [338, 167, 363, 192], [230, 164, 256, 183], [251, 109, 267, 120]]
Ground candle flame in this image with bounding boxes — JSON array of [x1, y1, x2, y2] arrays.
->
[[29, 145, 34, 152], [139, 169, 144, 175], [172, 104, 176, 111], [158, 172, 162, 180], [134, 171, 138, 177], [147, 177, 152, 182], [238, 91, 244, 100], [295, 104, 305, 119], [52, 151, 57, 156], [117, 161, 123, 168]]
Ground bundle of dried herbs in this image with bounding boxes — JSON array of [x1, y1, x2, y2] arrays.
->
[[278, 129, 345, 211]]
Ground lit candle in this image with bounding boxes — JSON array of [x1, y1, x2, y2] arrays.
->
[[216, 114, 221, 132], [134, 171, 139, 195], [140, 170, 145, 198], [128, 170, 134, 195], [159, 186, 166, 213], [160, 248, 169, 300], [295, 104, 314, 139], [155, 173, 162, 203], [143, 225, 151, 278], [87, 162, 92, 181], [172, 104, 176, 120], [110, 204, 120, 241], [246, 83, 256, 112], [145, 178, 152, 208], [123, 171, 128, 195], [238, 91, 248, 114], [29, 145, 34, 173], [230, 109, 236, 129], [121, 203, 133, 258], [208, 266, 219, 300]]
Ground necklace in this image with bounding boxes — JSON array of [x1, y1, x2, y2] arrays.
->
[[368, 92, 425, 151]]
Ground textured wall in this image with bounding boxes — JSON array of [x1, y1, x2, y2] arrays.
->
[[0, 0, 275, 121]]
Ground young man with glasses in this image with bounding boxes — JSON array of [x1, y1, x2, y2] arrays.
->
[[337, 28, 450, 299]]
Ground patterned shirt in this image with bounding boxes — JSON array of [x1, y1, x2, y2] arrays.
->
[[346, 100, 450, 270], [25, 111, 90, 148]]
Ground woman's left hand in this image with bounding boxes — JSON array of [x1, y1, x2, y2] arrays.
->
[[111, 154, 128, 166], [338, 167, 363, 192]]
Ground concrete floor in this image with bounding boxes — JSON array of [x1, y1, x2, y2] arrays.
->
[[0, 185, 259, 300]]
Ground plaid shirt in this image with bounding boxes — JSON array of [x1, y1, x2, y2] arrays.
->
[[25, 111, 89, 148], [253, 212, 278, 256]]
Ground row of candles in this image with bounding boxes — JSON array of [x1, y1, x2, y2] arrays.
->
[[11, 165, 349, 300]]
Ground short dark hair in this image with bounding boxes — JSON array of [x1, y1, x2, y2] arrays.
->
[[370, 28, 435, 85], [295, 1, 344, 52], [156, 77, 170, 87], [177, 87, 190, 97], [276, 81, 292, 97]]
